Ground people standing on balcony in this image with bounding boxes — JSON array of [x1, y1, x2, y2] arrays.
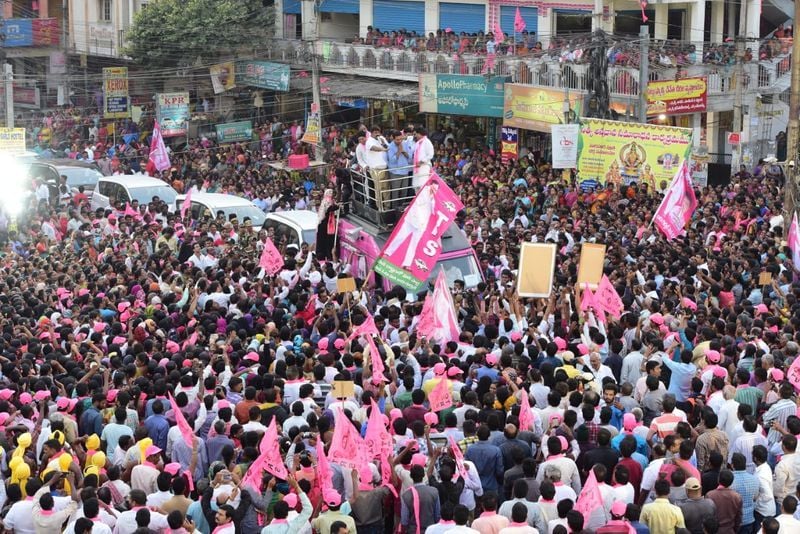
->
[[412, 127, 434, 191]]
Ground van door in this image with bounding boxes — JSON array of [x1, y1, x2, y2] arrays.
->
[[91, 180, 111, 211]]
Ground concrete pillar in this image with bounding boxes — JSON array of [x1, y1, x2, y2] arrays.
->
[[653, 5, 668, 40], [3, 0, 12, 18], [275, 0, 285, 39], [726, 0, 735, 40], [690, 2, 705, 55], [593, 0, 603, 31], [693, 113, 702, 147], [745, 0, 760, 40], [710, 1, 724, 43], [424, 0, 438, 36], [301, 0, 316, 40], [707, 111, 719, 154], [538, 8, 553, 47], [360, 0, 373, 37]]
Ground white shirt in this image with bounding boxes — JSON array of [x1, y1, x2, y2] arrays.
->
[[755, 462, 775, 516], [641, 458, 667, 502], [4, 498, 35, 534], [64, 518, 113, 534], [146, 489, 173, 508], [364, 136, 388, 168], [776, 513, 800, 533], [113, 507, 169, 534], [414, 136, 434, 167]]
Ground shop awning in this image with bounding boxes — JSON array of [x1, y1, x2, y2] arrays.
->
[[291, 74, 419, 103]]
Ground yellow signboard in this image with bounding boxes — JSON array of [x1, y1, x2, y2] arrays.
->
[[103, 67, 131, 119], [646, 77, 707, 116], [503, 85, 582, 132], [576, 118, 693, 190], [0, 128, 26, 154]]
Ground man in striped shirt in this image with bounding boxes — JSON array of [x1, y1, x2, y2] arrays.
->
[[646, 395, 685, 445], [762, 383, 797, 446]]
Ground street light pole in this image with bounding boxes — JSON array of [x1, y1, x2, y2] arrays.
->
[[302, 0, 325, 163]]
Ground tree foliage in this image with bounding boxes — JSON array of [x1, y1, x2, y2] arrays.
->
[[125, 0, 274, 69]]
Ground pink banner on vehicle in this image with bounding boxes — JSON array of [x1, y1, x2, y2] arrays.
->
[[375, 173, 464, 290]]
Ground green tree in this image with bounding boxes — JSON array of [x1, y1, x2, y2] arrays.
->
[[125, 0, 274, 69]]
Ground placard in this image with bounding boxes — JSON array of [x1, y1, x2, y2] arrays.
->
[[517, 243, 556, 298], [577, 243, 606, 288], [103, 67, 130, 119], [336, 277, 357, 293], [331, 380, 355, 399], [551, 124, 580, 169], [759, 272, 773, 285]]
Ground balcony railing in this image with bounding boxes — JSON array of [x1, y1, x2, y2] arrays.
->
[[263, 39, 792, 99]]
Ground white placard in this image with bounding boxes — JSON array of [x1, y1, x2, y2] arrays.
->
[[551, 124, 580, 169]]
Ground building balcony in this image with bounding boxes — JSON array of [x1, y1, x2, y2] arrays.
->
[[264, 38, 792, 112]]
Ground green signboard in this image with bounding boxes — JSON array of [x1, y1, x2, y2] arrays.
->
[[418, 74, 507, 117], [215, 121, 253, 143], [236, 61, 290, 91]]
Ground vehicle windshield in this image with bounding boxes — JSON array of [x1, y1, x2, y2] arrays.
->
[[60, 167, 103, 188], [302, 229, 316, 244], [129, 185, 177, 205], [429, 253, 481, 288], [216, 205, 266, 227]]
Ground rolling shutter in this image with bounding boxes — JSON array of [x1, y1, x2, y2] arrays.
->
[[499, 6, 538, 37], [373, 0, 426, 34], [319, 0, 360, 14], [439, 3, 486, 34], [283, 0, 301, 14]]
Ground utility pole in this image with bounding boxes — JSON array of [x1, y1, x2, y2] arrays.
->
[[3, 63, 14, 128], [784, 0, 800, 221], [302, 0, 325, 163], [638, 25, 649, 123], [732, 0, 748, 168]]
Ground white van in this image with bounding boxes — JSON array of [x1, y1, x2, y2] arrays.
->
[[91, 174, 178, 212], [174, 192, 267, 230]]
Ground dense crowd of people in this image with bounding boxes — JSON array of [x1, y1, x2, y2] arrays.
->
[[1, 103, 800, 534]]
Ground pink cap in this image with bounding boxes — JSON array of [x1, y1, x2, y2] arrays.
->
[[165, 340, 180, 354], [390, 408, 402, 421], [623, 413, 637, 431], [33, 391, 50, 401], [163, 462, 181, 475], [158, 358, 169, 368], [323, 488, 342, 507], [510, 331, 522, 342], [244, 352, 259, 362], [712, 367, 728, 379], [755, 303, 769, 315], [424, 412, 438, 426], [577, 343, 589, 356], [705, 350, 721, 364], [557, 436, 569, 451], [411, 453, 427, 467], [112, 336, 126, 345], [19, 393, 32, 405], [0, 389, 13, 401], [333, 338, 345, 350], [283, 493, 298, 508], [554, 337, 567, 351], [433, 363, 446, 376], [611, 501, 627, 516], [0, 413, 10, 426], [144, 445, 162, 457], [182, 359, 192, 368], [770, 368, 785, 382], [117, 302, 131, 313], [318, 338, 329, 351], [486, 354, 498, 366], [447, 366, 463, 377], [404, 439, 419, 452], [93, 322, 107, 333], [649, 313, 664, 325]]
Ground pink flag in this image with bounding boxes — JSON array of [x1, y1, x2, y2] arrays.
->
[[449, 436, 468, 480], [364, 400, 391, 459], [259, 237, 284, 276], [180, 187, 192, 220], [416, 269, 460, 344], [168, 393, 194, 448], [579, 284, 598, 313], [787, 353, 800, 392], [494, 21, 505, 43], [124, 203, 141, 220], [514, 7, 527, 33], [518, 390, 535, 433], [575, 470, 604, 523], [375, 172, 464, 290], [346, 312, 380, 343], [788, 212, 800, 268], [368, 336, 386, 385], [241, 418, 288, 492], [428, 377, 452, 412], [653, 162, 697, 240], [328, 410, 367, 470], [149, 120, 171, 172], [595, 275, 624, 319], [316, 439, 334, 493]]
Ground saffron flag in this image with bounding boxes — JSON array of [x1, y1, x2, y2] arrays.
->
[[653, 162, 697, 240], [328, 409, 367, 470], [428, 377, 453, 412], [168, 394, 194, 448], [375, 173, 464, 291], [149, 120, 171, 172], [595, 275, 624, 320], [575, 469, 604, 523], [449, 435, 468, 480], [788, 212, 800, 268], [518, 390, 535, 433], [514, 7, 527, 33], [416, 269, 460, 345], [180, 187, 192, 220], [259, 237, 284, 276]]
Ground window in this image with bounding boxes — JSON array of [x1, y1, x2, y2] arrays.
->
[[100, 0, 112, 22]]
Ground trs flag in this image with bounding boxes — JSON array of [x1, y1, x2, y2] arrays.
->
[[518, 390, 535, 433], [595, 275, 624, 319], [259, 237, 284, 276], [575, 469, 604, 524], [168, 394, 194, 448], [347, 311, 380, 343], [180, 187, 192, 220], [654, 162, 697, 240], [149, 120, 171, 172], [375, 173, 464, 291], [242, 418, 288, 492], [514, 7, 527, 32], [428, 377, 452, 412], [579, 284, 598, 313], [316, 440, 334, 493], [494, 21, 505, 43], [449, 435, 468, 480], [367, 335, 386, 385], [328, 409, 367, 470], [416, 269, 460, 344], [788, 212, 800, 268]]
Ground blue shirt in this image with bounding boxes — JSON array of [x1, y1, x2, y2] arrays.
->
[[661, 357, 696, 402], [387, 141, 412, 174], [144, 414, 170, 451], [465, 441, 504, 493], [79, 406, 103, 436], [731, 470, 760, 525], [611, 431, 649, 458]]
